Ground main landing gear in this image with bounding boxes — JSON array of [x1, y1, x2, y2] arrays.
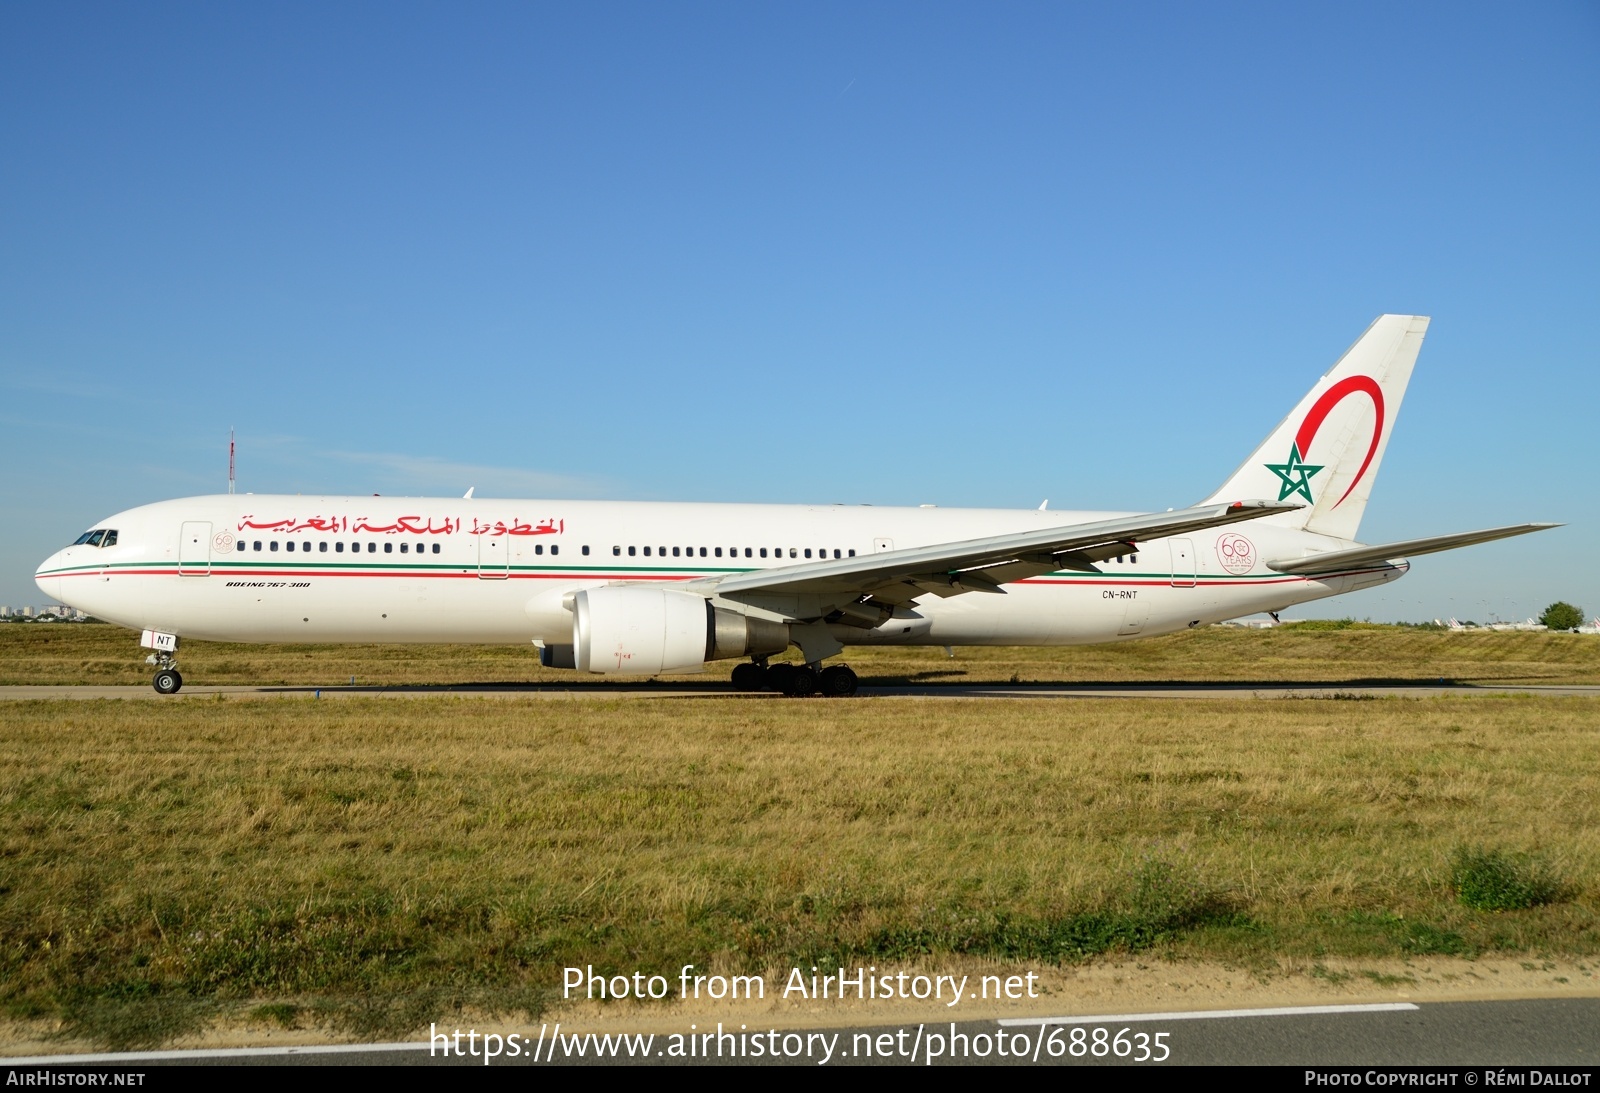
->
[[730, 660, 859, 697]]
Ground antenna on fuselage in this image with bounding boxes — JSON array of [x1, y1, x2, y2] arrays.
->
[[228, 428, 236, 495]]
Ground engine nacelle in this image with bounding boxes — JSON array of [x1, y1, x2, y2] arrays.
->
[[572, 586, 788, 674]]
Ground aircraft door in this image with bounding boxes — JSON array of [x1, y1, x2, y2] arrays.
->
[[1117, 599, 1150, 635], [477, 534, 509, 579], [1169, 538, 1196, 588], [179, 521, 212, 576]]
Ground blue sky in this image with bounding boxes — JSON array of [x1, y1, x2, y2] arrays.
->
[[2, 2, 1596, 623]]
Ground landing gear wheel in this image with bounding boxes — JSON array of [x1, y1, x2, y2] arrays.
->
[[730, 662, 767, 691], [152, 669, 183, 695], [819, 665, 858, 697], [788, 665, 818, 697], [765, 663, 796, 694]]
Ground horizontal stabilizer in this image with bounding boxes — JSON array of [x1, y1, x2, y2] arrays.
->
[[1265, 523, 1560, 575]]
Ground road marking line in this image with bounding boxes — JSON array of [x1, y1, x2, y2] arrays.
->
[[5, 1041, 432, 1064], [998, 1002, 1420, 1027]]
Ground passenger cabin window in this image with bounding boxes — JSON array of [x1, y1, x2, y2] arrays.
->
[[550, 545, 558, 556], [628, 546, 636, 557], [613, 546, 621, 556], [714, 547, 723, 558], [384, 543, 393, 554], [432, 544, 441, 554], [643, 546, 651, 556], [270, 541, 279, 552], [336, 542, 344, 553], [320, 542, 328, 553], [582, 546, 590, 556], [759, 548, 767, 558], [400, 543, 409, 554]]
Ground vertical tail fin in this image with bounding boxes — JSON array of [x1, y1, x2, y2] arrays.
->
[[1202, 314, 1429, 542]]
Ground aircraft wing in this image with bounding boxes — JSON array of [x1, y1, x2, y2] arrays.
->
[[681, 500, 1299, 607], [1264, 523, 1560, 576]]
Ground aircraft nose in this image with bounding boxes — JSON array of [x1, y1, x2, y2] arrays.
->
[[35, 553, 62, 602]]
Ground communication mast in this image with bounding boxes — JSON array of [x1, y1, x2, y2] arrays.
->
[[228, 429, 236, 495]]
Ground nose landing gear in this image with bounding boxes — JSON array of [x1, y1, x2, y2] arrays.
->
[[140, 630, 183, 694], [151, 662, 184, 695]]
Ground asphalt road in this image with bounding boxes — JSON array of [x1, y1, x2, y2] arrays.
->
[[7, 998, 1597, 1067]]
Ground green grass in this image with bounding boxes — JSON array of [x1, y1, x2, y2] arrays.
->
[[1452, 846, 1568, 912]]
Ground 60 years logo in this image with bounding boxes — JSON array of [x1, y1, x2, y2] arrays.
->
[[1216, 533, 1256, 575]]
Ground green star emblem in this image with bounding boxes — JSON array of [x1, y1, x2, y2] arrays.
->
[[1265, 443, 1324, 503]]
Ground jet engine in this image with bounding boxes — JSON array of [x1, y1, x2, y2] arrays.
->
[[567, 586, 788, 674]]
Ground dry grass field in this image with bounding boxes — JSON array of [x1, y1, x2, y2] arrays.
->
[[4, 620, 1600, 687], [2, 651, 1597, 1046]]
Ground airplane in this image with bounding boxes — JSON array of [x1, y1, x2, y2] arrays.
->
[[33, 315, 1558, 697]]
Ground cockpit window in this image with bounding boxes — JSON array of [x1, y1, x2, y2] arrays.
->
[[73, 530, 99, 546], [85, 530, 105, 547], [71, 529, 118, 547], [101, 530, 118, 547]]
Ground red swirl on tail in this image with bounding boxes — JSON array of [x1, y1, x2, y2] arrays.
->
[[1295, 376, 1385, 509]]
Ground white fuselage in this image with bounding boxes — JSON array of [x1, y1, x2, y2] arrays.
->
[[34, 494, 1404, 653]]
